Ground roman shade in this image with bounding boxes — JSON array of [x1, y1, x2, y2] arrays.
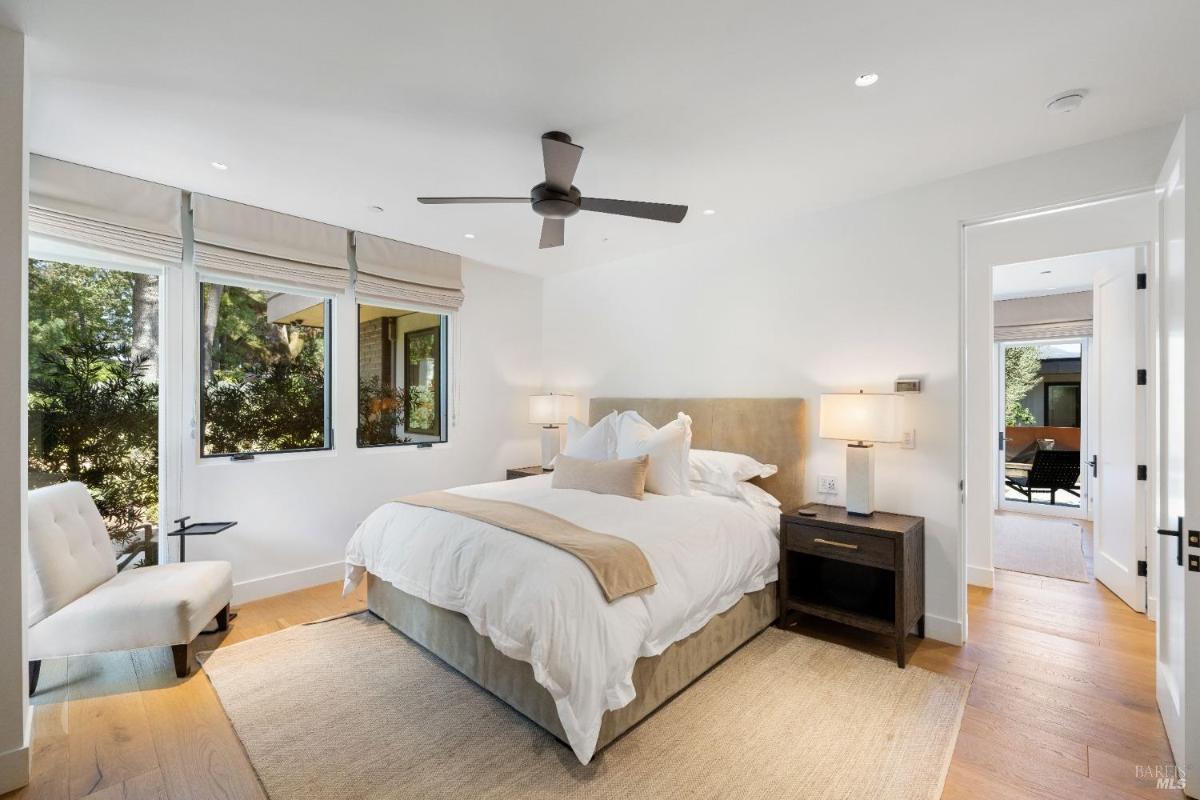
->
[[29, 155, 183, 263], [994, 292, 1092, 341], [354, 232, 464, 310], [994, 320, 1092, 341], [192, 194, 350, 292]]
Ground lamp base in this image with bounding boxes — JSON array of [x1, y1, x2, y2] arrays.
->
[[540, 426, 561, 470], [845, 443, 875, 516]]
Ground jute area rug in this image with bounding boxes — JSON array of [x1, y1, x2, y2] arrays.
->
[[201, 612, 967, 800], [993, 514, 1089, 582]]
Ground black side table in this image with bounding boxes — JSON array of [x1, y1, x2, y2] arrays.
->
[[168, 516, 237, 562]]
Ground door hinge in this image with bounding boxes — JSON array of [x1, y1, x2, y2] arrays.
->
[[1137, 560, 1148, 577], [1137, 272, 1147, 290], [1137, 369, 1147, 385], [1137, 464, 1148, 481]]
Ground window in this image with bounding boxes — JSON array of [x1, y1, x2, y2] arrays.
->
[[357, 304, 448, 447], [200, 281, 331, 456], [1045, 383, 1082, 427], [28, 257, 161, 568]]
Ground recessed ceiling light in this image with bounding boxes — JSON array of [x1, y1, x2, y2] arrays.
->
[[210, 161, 228, 171], [1040, 269, 1052, 275], [1046, 286, 1059, 291], [702, 209, 716, 216], [368, 205, 384, 213], [463, 233, 476, 239], [854, 73, 879, 88]]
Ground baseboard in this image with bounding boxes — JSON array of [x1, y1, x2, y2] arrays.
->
[[233, 560, 345, 604], [923, 613, 963, 646], [0, 707, 31, 795], [967, 563, 995, 588]]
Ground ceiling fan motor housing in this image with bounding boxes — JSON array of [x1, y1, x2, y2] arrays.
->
[[531, 182, 581, 219]]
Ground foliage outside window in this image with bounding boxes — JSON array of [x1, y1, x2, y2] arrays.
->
[[28, 259, 160, 567], [201, 282, 330, 456], [357, 305, 448, 447], [1003, 346, 1042, 427]]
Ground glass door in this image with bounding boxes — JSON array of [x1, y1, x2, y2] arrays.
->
[[28, 253, 163, 568], [996, 338, 1089, 519]]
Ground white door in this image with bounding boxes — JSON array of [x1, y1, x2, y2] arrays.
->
[[1092, 254, 1144, 610], [1155, 117, 1194, 795]]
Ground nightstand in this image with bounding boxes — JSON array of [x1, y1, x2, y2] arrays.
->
[[506, 465, 547, 480], [778, 504, 924, 667]]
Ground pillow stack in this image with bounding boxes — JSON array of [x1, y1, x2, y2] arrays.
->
[[556, 408, 779, 504]]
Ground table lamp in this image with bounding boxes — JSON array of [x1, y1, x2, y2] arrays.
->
[[819, 391, 902, 516], [529, 393, 574, 469]]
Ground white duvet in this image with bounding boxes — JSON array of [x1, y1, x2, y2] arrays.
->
[[343, 474, 778, 764]]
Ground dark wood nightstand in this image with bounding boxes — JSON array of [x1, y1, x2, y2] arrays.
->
[[778, 504, 924, 667], [506, 466, 547, 480]]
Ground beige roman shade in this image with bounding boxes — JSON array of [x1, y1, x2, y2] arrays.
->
[[354, 232, 464, 310], [192, 194, 350, 292], [994, 291, 1093, 341], [29, 155, 183, 263]]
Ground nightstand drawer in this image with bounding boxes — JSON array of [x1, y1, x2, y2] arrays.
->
[[784, 523, 894, 569]]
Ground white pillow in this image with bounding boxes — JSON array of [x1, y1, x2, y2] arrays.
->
[[562, 411, 618, 461], [616, 411, 692, 496], [688, 449, 778, 498]]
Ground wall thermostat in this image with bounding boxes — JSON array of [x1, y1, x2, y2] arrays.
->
[[895, 377, 922, 394]]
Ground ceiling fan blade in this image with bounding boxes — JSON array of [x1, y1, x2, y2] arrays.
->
[[417, 197, 529, 204], [542, 133, 583, 193], [539, 218, 565, 249], [579, 197, 688, 223]]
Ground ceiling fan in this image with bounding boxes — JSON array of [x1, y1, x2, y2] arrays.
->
[[417, 131, 688, 249]]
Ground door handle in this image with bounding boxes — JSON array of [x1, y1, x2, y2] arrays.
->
[[1088, 456, 1097, 478], [1158, 516, 1184, 567], [998, 432, 1006, 452]]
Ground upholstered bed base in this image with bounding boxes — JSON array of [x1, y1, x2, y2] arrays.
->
[[366, 573, 777, 753]]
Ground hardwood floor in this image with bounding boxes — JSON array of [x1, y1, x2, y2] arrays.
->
[[5, 533, 1175, 800]]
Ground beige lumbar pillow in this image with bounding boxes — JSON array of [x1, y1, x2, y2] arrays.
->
[[552, 453, 649, 500]]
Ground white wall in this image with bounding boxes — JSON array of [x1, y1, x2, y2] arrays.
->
[[542, 124, 1174, 645], [181, 258, 543, 602], [0, 24, 29, 795]]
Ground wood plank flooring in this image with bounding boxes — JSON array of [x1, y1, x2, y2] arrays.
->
[[4, 517, 1176, 799]]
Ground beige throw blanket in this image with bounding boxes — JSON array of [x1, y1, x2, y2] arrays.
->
[[394, 491, 657, 602]]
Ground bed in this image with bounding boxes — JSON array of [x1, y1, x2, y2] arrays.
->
[[344, 397, 805, 763]]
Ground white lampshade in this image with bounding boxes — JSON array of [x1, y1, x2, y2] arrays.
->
[[819, 392, 902, 443], [528, 393, 574, 426]]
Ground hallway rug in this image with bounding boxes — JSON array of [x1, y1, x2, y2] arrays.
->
[[993, 514, 1089, 582]]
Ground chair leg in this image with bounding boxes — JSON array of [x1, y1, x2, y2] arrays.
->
[[215, 603, 230, 632], [28, 660, 41, 696], [172, 641, 194, 678]]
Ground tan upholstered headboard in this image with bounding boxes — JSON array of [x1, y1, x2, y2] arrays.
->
[[589, 398, 806, 513]]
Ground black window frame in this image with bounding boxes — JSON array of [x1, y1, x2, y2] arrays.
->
[[356, 303, 449, 449], [198, 279, 334, 459]]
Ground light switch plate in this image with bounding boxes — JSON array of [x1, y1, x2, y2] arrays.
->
[[901, 430, 916, 449], [817, 474, 838, 494]]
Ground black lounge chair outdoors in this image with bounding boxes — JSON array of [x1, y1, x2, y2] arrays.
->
[[1005, 449, 1081, 505]]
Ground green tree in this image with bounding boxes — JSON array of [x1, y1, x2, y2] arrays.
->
[[1004, 346, 1042, 426], [28, 328, 159, 563], [201, 284, 328, 454]]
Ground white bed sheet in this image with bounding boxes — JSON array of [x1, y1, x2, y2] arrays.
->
[[343, 474, 778, 764]]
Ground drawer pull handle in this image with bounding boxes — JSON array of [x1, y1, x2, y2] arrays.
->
[[813, 538, 859, 550]]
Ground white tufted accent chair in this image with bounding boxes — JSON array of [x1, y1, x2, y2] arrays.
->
[[26, 482, 233, 694]]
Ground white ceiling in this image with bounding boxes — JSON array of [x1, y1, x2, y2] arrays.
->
[[992, 246, 1135, 300], [2, 1, 1198, 276]]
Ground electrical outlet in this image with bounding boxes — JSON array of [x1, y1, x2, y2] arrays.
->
[[818, 474, 838, 494], [901, 429, 916, 449]]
